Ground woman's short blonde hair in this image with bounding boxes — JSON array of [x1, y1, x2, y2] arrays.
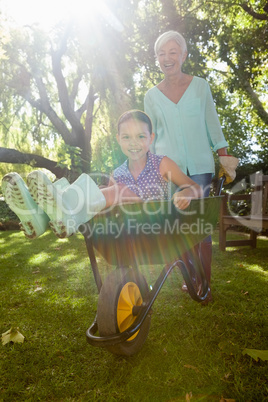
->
[[154, 30, 187, 56]]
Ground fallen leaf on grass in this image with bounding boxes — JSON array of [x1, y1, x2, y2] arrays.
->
[[220, 397, 236, 402], [242, 348, 268, 361], [185, 392, 192, 401], [241, 290, 249, 296], [184, 364, 199, 373], [221, 372, 232, 381], [2, 327, 25, 345]]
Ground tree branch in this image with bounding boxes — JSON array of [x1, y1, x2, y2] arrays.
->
[[240, 80, 268, 125], [225, 58, 268, 125], [240, 2, 268, 20], [30, 76, 75, 144], [0, 147, 70, 178], [51, 47, 85, 138]]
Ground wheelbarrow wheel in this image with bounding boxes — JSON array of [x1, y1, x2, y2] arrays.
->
[[97, 267, 151, 356]]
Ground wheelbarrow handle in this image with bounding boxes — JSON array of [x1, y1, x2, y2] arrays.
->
[[216, 176, 226, 196]]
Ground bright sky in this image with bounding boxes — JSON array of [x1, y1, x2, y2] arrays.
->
[[1, 0, 69, 27], [1, 0, 123, 31]]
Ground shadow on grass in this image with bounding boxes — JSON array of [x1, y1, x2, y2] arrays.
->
[[0, 230, 99, 337], [213, 231, 268, 273], [1, 230, 90, 278]]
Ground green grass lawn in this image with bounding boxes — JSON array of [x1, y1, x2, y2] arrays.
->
[[0, 229, 267, 401]]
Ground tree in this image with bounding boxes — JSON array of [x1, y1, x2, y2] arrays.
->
[[0, 3, 132, 181]]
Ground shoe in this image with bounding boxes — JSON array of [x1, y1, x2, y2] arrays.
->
[[27, 171, 106, 238], [27, 171, 70, 238], [50, 177, 71, 236], [1, 172, 50, 239], [53, 177, 70, 191], [58, 173, 106, 236]]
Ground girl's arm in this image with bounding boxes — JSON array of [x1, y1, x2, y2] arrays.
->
[[160, 156, 203, 210], [104, 175, 142, 207]]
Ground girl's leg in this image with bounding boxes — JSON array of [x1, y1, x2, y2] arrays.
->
[[27, 171, 141, 238]]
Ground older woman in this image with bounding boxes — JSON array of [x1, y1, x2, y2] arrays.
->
[[144, 30, 237, 304]]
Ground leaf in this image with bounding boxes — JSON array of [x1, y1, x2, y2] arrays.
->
[[185, 392, 192, 401], [184, 364, 199, 373], [2, 327, 25, 345], [242, 348, 268, 361]]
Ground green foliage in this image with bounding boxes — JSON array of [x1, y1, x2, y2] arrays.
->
[[0, 199, 19, 223], [57, 144, 83, 176]]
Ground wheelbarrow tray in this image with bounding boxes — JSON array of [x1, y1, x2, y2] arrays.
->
[[81, 196, 222, 266]]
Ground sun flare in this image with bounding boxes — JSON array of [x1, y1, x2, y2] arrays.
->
[[1, 0, 123, 32]]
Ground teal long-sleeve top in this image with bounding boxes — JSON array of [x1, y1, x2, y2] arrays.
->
[[144, 76, 228, 175]]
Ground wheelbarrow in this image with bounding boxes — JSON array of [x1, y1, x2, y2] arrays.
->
[[79, 179, 224, 356]]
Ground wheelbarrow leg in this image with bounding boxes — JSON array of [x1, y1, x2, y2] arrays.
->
[[81, 223, 103, 293], [181, 244, 201, 292], [181, 239, 212, 303], [200, 240, 212, 285], [199, 240, 213, 304]]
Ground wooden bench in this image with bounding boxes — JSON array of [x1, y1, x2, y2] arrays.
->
[[219, 173, 268, 251]]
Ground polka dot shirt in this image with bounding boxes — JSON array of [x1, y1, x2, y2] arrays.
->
[[113, 152, 170, 201]]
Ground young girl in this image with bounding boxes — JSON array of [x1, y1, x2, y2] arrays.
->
[[1, 110, 202, 239]]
